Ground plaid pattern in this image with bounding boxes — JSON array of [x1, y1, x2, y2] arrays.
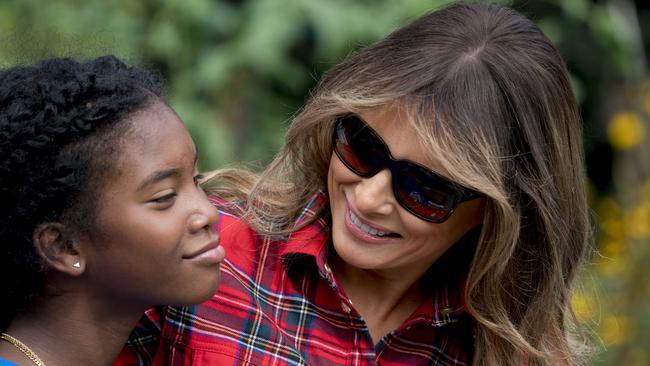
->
[[116, 193, 475, 365]]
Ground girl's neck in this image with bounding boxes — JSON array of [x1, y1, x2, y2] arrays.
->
[[2, 294, 145, 366]]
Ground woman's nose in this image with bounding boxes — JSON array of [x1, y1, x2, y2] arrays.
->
[[353, 169, 395, 216]]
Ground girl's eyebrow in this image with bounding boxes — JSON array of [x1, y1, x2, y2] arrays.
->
[[137, 148, 199, 192], [137, 167, 181, 192]]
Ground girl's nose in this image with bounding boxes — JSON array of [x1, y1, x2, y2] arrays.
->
[[188, 195, 219, 233]]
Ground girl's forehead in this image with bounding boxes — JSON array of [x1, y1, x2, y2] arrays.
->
[[105, 103, 195, 182]]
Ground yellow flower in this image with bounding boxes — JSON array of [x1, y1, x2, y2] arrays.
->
[[601, 218, 624, 239], [595, 197, 621, 221], [600, 315, 632, 345], [596, 255, 628, 277], [571, 293, 595, 321], [600, 239, 623, 258], [607, 111, 645, 150], [596, 249, 626, 275], [624, 206, 650, 239]]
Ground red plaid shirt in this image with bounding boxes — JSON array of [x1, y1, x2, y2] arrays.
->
[[116, 193, 476, 365]]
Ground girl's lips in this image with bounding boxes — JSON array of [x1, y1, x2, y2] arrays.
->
[[183, 238, 226, 264], [186, 245, 226, 265], [344, 204, 400, 244]]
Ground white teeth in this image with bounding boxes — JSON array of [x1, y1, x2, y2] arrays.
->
[[349, 210, 392, 237]]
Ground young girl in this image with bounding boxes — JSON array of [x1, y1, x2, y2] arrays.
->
[[0, 56, 225, 365], [121, 2, 592, 365]]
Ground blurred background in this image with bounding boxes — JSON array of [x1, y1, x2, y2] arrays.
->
[[0, 0, 647, 364]]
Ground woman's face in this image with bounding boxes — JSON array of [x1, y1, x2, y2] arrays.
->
[[80, 101, 224, 308], [328, 105, 485, 278]]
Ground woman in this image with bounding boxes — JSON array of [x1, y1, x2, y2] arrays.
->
[[0, 56, 225, 365], [120, 2, 591, 365]]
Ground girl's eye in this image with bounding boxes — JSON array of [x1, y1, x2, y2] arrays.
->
[[150, 192, 177, 206]]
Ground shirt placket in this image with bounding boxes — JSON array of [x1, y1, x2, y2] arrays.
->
[[321, 261, 377, 366]]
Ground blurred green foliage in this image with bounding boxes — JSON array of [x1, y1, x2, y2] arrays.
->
[[1, 0, 648, 364], [0, 0, 456, 169]]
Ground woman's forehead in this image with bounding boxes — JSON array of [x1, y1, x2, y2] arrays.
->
[[358, 105, 448, 176]]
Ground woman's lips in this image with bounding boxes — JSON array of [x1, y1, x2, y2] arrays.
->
[[344, 204, 400, 244]]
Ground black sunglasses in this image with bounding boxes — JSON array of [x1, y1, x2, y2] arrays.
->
[[332, 115, 482, 223]]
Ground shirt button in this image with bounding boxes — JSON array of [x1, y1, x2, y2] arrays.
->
[[341, 301, 351, 314]]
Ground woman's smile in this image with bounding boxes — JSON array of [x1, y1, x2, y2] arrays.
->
[[345, 201, 400, 243]]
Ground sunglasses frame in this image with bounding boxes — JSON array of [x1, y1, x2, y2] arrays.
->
[[332, 115, 482, 223]]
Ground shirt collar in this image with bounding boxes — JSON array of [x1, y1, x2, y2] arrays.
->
[[279, 191, 330, 261]]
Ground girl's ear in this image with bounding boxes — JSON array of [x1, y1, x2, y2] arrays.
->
[[33, 223, 85, 276]]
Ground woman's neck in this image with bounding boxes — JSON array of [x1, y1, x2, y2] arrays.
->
[[2, 294, 145, 366], [330, 255, 428, 344]]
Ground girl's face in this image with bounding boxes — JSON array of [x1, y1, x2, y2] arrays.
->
[[327, 105, 485, 279], [80, 101, 224, 308]]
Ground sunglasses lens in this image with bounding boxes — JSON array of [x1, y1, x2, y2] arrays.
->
[[333, 115, 479, 223], [334, 118, 385, 175], [395, 165, 456, 222]]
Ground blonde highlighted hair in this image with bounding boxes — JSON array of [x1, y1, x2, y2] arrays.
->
[[206, 2, 592, 364]]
